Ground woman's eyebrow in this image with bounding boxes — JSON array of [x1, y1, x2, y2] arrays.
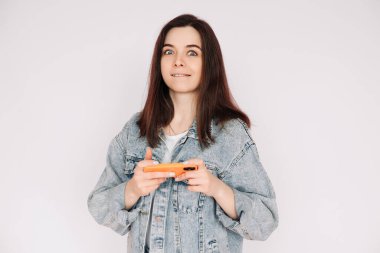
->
[[163, 43, 202, 51]]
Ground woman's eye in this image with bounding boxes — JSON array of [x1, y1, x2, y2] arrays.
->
[[163, 49, 174, 55], [188, 50, 198, 56]]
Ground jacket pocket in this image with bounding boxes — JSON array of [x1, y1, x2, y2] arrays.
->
[[206, 239, 220, 253], [123, 154, 142, 177], [204, 161, 219, 178], [176, 161, 219, 214], [177, 180, 200, 213]]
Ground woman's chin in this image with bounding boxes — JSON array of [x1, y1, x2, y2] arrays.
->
[[168, 86, 199, 94]]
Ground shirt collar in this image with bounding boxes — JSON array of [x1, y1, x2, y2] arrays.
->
[[158, 117, 215, 141]]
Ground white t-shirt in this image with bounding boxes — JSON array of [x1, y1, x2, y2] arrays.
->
[[145, 130, 189, 250]]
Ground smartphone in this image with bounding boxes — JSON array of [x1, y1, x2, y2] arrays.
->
[[143, 162, 198, 176]]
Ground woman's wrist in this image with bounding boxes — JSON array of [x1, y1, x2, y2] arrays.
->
[[124, 180, 140, 210], [211, 179, 238, 220], [212, 178, 229, 199]]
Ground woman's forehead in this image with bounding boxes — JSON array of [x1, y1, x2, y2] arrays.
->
[[164, 26, 202, 48]]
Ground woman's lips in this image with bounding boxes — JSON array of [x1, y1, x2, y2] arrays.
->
[[171, 73, 191, 77]]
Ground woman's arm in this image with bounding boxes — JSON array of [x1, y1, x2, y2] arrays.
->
[[216, 140, 279, 241], [87, 127, 141, 236], [176, 140, 279, 241]]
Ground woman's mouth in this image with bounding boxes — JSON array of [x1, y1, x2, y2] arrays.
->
[[171, 73, 191, 77]]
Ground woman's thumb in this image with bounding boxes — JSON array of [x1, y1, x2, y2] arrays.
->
[[144, 147, 153, 160]]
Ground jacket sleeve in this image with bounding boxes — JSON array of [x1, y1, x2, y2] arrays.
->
[[87, 125, 141, 236], [215, 140, 279, 241]]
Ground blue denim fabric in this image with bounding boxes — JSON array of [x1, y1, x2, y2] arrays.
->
[[87, 112, 279, 253]]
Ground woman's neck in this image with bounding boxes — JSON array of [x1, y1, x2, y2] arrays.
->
[[165, 91, 197, 135]]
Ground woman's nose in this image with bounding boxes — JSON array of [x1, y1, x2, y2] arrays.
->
[[174, 54, 185, 67]]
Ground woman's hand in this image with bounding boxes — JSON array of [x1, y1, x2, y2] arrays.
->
[[174, 158, 222, 197], [124, 147, 175, 210], [175, 158, 238, 220]]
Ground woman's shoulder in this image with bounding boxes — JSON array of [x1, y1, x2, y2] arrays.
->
[[113, 111, 142, 142], [119, 111, 141, 131], [216, 117, 249, 132], [213, 117, 255, 145], [213, 118, 251, 138], [207, 118, 255, 172]]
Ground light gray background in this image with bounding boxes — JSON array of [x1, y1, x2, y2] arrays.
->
[[1, 0, 379, 252]]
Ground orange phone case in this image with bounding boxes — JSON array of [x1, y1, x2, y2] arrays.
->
[[143, 163, 198, 176]]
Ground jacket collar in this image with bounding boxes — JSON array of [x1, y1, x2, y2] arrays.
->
[[186, 117, 198, 139]]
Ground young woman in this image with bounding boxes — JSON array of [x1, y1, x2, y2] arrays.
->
[[88, 14, 279, 253]]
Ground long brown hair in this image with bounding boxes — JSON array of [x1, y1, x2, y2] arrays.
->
[[137, 14, 251, 149]]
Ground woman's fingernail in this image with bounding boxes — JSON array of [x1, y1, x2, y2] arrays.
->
[[183, 161, 189, 164], [153, 161, 159, 165]]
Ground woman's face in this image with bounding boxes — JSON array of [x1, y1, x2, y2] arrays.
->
[[160, 26, 203, 94]]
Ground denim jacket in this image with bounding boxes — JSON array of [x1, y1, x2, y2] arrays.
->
[[87, 112, 279, 253]]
